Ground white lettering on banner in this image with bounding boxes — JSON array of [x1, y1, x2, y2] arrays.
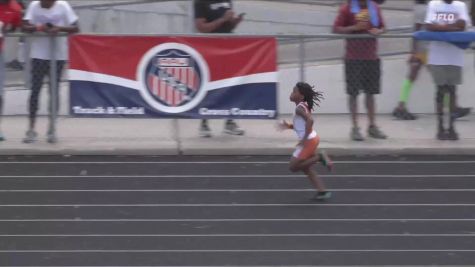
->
[[72, 106, 145, 115], [199, 108, 276, 118]]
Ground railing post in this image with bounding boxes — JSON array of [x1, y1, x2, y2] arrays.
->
[[298, 36, 306, 81]]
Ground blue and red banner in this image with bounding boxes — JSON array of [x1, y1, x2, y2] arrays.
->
[[69, 35, 278, 119]]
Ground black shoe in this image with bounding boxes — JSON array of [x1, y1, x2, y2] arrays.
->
[[6, 59, 24, 71], [437, 128, 449, 140], [454, 107, 471, 119], [392, 107, 417, 120], [447, 128, 459, 141]]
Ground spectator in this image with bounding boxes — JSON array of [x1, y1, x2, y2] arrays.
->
[[5, 0, 25, 71], [425, 0, 472, 140], [194, 0, 245, 138], [22, 0, 79, 143], [393, 0, 471, 121], [0, 0, 23, 141], [333, 0, 387, 141]]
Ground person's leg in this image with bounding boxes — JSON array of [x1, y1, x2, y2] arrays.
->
[[46, 60, 65, 143], [435, 85, 446, 140], [346, 60, 364, 141], [24, 59, 48, 143], [199, 119, 211, 138], [303, 167, 326, 192], [448, 85, 458, 139], [394, 59, 422, 120], [366, 60, 386, 139]]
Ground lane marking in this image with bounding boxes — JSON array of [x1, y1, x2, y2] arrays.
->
[[1, 161, 475, 164], [1, 219, 473, 222], [1, 249, 475, 253], [0, 204, 474, 207], [0, 174, 475, 178], [1, 234, 474, 237], [0, 189, 474, 192]]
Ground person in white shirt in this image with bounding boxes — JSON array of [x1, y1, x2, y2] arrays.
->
[[425, 0, 472, 140], [21, 0, 79, 143]]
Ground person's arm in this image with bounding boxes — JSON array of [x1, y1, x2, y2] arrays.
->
[[368, 5, 385, 35], [44, 2, 80, 34], [194, 0, 233, 33], [426, 20, 466, 32], [332, 5, 369, 34], [296, 106, 313, 143]]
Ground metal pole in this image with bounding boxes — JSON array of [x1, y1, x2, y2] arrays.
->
[[298, 36, 306, 81], [189, 0, 195, 33], [24, 37, 32, 92], [48, 35, 58, 142]]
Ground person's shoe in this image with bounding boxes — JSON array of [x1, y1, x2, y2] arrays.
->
[[6, 59, 24, 71], [392, 107, 417, 120], [318, 150, 334, 172], [23, 130, 38, 143], [314, 191, 332, 201], [447, 128, 459, 141], [47, 132, 58, 144], [351, 127, 364, 141], [454, 107, 471, 119], [368, 125, 387, 139], [199, 123, 212, 138], [0, 132, 5, 141], [224, 120, 245, 136], [437, 128, 448, 140]]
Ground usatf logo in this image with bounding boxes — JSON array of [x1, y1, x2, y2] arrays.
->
[[137, 43, 209, 114]]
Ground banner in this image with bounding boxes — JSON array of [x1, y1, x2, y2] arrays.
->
[[69, 35, 278, 119]]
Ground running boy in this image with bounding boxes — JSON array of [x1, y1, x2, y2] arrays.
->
[[278, 82, 333, 200]]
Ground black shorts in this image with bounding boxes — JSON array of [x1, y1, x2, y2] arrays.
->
[[345, 59, 381, 96]]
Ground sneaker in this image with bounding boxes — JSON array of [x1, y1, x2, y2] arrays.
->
[[392, 107, 417, 120], [23, 130, 38, 143], [318, 150, 334, 172], [368, 125, 387, 139], [314, 191, 332, 201], [199, 123, 212, 138], [454, 107, 471, 119], [0, 132, 5, 141], [351, 127, 364, 141], [224, 120, 245, 136], [47, 132, 58, 144], [6, 59, 24, 71], [447, 128, 459, 141]]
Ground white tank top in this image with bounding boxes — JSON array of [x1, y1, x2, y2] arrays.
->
[[293, 102, 317, 140]]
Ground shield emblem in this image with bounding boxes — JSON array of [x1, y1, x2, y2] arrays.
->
[[145, 50, 201, 107]]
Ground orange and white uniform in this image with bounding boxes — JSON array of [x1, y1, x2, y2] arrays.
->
[[292, 102, 320, 159]]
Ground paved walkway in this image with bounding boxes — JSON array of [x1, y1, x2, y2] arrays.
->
[[0, 114, 474, 155]]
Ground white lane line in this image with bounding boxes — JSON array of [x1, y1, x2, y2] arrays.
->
[[0, 174, 475, 178], [0, 204, 474, 207], [1, 219, 473, 222], [1, 249, 475, 253], [1, 161, 475, 164], [1, 234, 474, 237], [0, 189, 474, 192]]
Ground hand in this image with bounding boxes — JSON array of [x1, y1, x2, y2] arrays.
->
[[276, 120, 291, 132], [368, 28, 383, 35], [46, 26, 60, 35], [296, 139, 305, 147], [353, 21, 371, 31], [222, 10, 235, 21]]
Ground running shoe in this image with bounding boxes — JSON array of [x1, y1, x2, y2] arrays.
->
[[392, 107, 417, 120], [23, 130, 38, 143], [314, 191, 332, 201], [319, 150, 334, 172], [368, 125, 387, 139], [351, 127, 364, 141], [224, 120, 245, 136]]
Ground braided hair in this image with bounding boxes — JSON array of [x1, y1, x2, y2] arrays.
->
[[295, 82, 324, 111]]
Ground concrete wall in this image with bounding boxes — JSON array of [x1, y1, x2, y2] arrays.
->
[[3, 51, 474, 116]]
